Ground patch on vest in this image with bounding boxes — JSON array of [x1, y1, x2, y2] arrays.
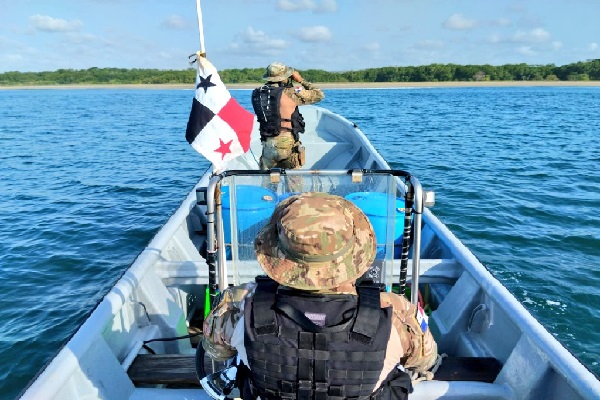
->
[[416, 304, 429, 333], [305, 312, 326, 326], [294, 86, 303, 93]]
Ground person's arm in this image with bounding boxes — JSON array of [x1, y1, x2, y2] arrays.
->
[[287, 70, 325, 105], [380, 292, 438, 373], [202, 282, 256, 361]]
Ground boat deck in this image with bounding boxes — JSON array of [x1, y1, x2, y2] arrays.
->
[[127, 354, 502, 386], [124, 296, 508, 400]]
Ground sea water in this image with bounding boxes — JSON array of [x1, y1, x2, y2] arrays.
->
[[1, 86, 599, 398]]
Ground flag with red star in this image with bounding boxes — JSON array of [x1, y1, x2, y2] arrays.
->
[[185, 56, 255, 171]]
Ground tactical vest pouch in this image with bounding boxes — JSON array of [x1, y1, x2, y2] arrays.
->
[[245, 278, 392, 400], [297, 145, 305, 166]]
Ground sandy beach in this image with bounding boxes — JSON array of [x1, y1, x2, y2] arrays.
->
[[1, 81, 599, 90]]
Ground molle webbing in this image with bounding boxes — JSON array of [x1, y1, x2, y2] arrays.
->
[[251, 85, 305, 141], [244, 277, 391, 400]]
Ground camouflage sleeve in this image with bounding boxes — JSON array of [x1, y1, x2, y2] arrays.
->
[[380, 292, 438, 373], [201, 282, 256, 361], [285, 80, 325, 105]]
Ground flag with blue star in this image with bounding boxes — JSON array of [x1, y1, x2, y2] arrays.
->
[[186, 56, 256, 171]]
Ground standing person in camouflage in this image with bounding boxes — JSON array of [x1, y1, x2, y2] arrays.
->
[[251, 62, 325, 173], [202, 192, 438, 399]]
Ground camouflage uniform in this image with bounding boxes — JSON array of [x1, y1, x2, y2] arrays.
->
[[203, 193, 438, 390], [256, 63, 325, 171]]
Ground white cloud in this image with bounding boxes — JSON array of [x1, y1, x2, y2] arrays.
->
[[512, 28, 550, 43], [551, 41, 563, 51], [3, 53, 24, 63], [491, 28, 552, 45], [276, 0, 336, 13], [226, 26, 288, 57], [0, 34, 58, 72], [0, 35, 15, 48], [0, 38, 26, 69], [516, 46, 536, 56], [416, 39, 444, 50], [508, 3, 526, 13], [589, 42, 599, 51], [530, 28, 550, 42], [63, 32, 99, 45], [362, 42, 380, 52], [241, 26, 267, 44], [489, 34, 502, 44], [295, 26, 332, 42], [492, 18, 512, 27], [277, 0, 316, 12], [162, 15, 187, 30], [315, 0, 337, 13], [29, 15, 83, 33], [239, 27, 287, 48], [443, 14, 476, 30]]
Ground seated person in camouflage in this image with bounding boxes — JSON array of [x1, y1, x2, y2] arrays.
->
[[251, 62, 325, 172], [203, 192, 438, 399]]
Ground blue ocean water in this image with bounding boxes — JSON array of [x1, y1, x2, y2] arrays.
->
[[1, 86, 599, 398]]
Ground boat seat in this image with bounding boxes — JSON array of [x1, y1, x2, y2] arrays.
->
[[130, 388, 211, 400], [434, 356, 502, 383], [127, 354, 501, 386], [128, 354, 200, 386]]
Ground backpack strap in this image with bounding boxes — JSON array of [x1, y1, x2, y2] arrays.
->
[[352, 281, 383, 343], [252, 276, 279, 335]]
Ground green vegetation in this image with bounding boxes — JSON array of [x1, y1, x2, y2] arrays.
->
[[1, 60, 599, 86]]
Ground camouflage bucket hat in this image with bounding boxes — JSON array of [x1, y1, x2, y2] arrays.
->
[[263, 61, 294, 82], [254, 192, 376, 290]]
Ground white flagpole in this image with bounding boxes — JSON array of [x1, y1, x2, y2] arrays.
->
[[195, 0, 206, 57], [193, 0, 224, 304], [192, 0, 214, 175]]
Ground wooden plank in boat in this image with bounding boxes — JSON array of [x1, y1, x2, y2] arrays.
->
[[128, 354, 199, 386], [127, 354, 501, 386], [188, 326, 202, 348]]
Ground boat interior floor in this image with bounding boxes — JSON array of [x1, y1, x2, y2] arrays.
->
[[126, 275, 507, 399], [127, 353, 502, 389]]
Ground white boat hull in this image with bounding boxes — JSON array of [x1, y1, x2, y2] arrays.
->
[[20, 106, 600, 400]]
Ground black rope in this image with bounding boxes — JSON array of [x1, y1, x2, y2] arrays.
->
[[141, 332, 203, 354], [398, 181, 415, 296]]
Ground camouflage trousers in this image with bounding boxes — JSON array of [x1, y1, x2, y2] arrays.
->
[[259, 135, 303, 192], [259, 135, 302, 170]]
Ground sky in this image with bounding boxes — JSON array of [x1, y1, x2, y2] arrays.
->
[[1, 0, 599, 74]]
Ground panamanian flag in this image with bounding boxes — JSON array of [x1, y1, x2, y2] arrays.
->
[[185, 56, 255, 172]]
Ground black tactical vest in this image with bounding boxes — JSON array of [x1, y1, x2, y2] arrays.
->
[[242, 276, 393, 400], [251, 85, 305, 141]]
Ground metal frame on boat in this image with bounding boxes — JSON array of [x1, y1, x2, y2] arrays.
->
[[20, 106, 600, 400], [201, 168, 427, 302]]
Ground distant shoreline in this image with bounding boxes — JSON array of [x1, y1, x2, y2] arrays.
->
[[1, 81, 599, 90]]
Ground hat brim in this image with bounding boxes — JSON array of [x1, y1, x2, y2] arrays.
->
[[262, 66, 294, 82], [254, 194, 376, 290]]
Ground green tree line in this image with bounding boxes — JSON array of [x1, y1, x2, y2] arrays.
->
[[1, 59, 599, 86]]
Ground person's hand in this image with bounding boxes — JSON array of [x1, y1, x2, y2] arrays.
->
[[291, 70, 303, 83]]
